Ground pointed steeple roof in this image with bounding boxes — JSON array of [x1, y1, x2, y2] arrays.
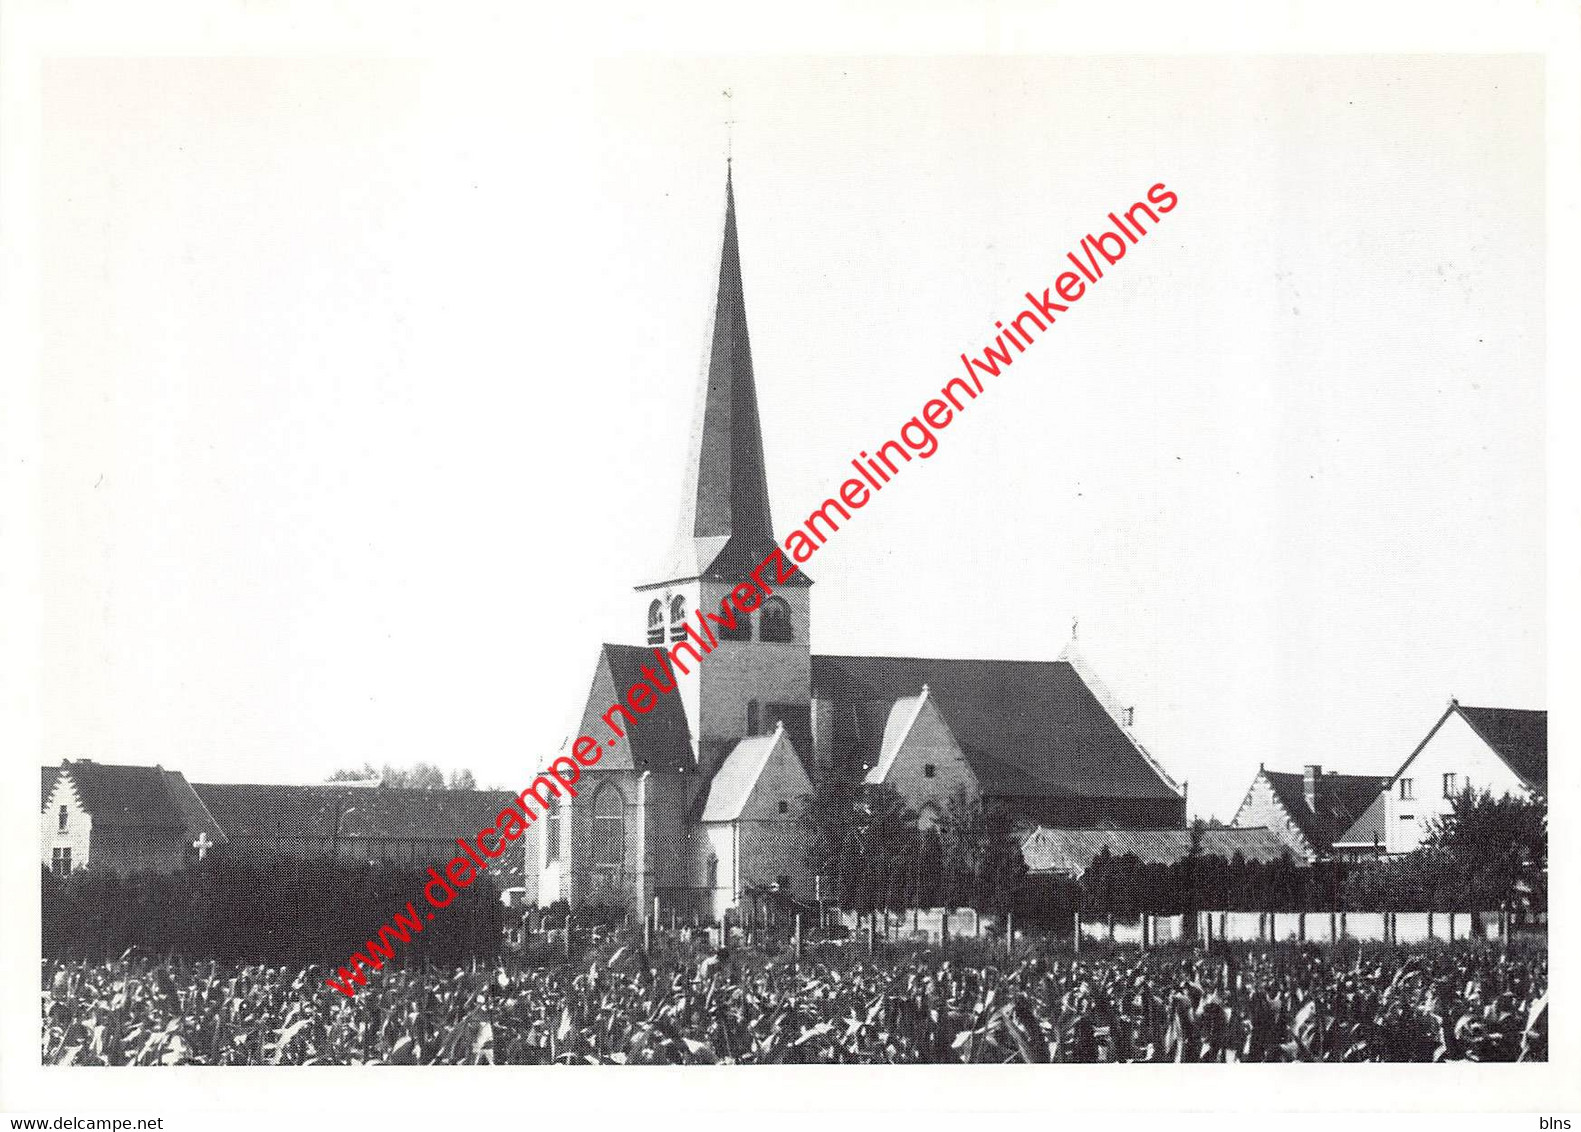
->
[[655, 168, 809, 586]]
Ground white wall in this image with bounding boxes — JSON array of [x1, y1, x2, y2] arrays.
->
[[40, 774, 91, 873], [869, 692, 978, 819], [1384, 710, 1533, 853]]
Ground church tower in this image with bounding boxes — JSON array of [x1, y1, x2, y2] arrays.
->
[[636, 169, 813, 784]]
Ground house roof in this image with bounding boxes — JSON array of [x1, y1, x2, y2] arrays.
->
[[41, 766, 59, 809], [1455, 704, 1546, 792], [1262, 769, 1390, 851], [193, 782, 519, 843], [1019, 825, 1291, 876], [1333, 787, 1389, 848], [812, 650, 1181, 802], [701, 728, 787, 822], [51, 760, 195, 829]]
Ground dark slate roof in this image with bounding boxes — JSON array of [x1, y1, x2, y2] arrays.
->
[[1020, 826, 1291, 876], [193, 782, 519, 843], [1262, 770, 1390, 851], [41, 766, 60, 809], [1456, 705, 1546, 792], [812, 653, 1180, 801], [1334, 788, 1388, 848], [601, 643, 695, 772], [55, 760, 191, 829], [161, 770, 228, 846], [655, 170, 807, 588]]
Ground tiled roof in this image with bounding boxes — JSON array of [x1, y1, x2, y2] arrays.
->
[[812, 652, 1180, 801], [1262, 770, 1390, 850], [1456, 705, 1546, 792], [1333, 788, 1388, 848], [1019, 825, 1291, 876], [700, 731, 783, 822], [600, 643, 695, 772], [54, 760, 191, 829], [193, 782, 519, 842], [161, 770, 228, 846]]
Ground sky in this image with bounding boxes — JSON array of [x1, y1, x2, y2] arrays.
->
[[36, 54, 1544, 821]]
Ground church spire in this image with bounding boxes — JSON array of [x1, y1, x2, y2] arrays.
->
[[660, 167, 807, 584]]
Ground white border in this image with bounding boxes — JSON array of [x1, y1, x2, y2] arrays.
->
[[2, 0, 1576, 1118]]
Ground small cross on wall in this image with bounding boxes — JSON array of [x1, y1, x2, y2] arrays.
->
[[192, 831, 214, 860]]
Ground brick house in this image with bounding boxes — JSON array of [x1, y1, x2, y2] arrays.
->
[[1230, 764, 1390, 864]]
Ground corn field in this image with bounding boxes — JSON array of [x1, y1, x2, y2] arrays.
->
[[41, 939, 1545, 1065]]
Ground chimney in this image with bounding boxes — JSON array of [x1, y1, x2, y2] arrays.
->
[[1303, 764, 1321, 811]]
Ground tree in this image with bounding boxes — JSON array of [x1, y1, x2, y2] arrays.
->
[[1421, 787, 1546, 909], [324, 762, 480, 790]]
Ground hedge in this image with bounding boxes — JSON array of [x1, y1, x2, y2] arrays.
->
[[42, 857, 503, 964]]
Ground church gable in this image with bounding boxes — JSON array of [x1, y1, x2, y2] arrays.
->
[[700, 727, 810, 825], [574, 643, 694, 774], [865, 688, 978, 823], [813, 651, 1183, 810]]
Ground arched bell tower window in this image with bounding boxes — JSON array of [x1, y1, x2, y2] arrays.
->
[[646, 599, 664, 645], [759, 596, 793, 642], [669, 595, 688, 643]]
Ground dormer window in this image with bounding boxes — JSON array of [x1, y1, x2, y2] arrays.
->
[[646, 599, 664, 645], [668, 596, 688, 643]]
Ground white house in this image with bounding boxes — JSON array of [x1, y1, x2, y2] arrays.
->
[[1334, 700, 1546, 856]]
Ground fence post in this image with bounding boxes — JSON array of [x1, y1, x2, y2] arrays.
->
[[1073, 909, 1081, 954], [794, 912, 803, 962], [643, 914, 652, 955], [564, 914, 573, 960], [1006, 911, 1015, 955], [865, 921, 875, 957]]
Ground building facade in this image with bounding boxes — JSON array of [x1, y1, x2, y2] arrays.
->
[[1231, 764, 1391, 863], [40, 759, 226, 877], [1332, 701, 1546, 856], [524, 170, 1188, 920]]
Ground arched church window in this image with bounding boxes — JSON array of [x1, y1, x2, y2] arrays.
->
[[591, 782, 625, 869], [717, 599, 751, 642], [545, 794, 562, 864], [669, 595, 687, 643], [646, 599, 664, 645], [759, 597, 793, 642]]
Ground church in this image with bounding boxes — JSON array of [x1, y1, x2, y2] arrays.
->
[[523, 171, 1187, 922]]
